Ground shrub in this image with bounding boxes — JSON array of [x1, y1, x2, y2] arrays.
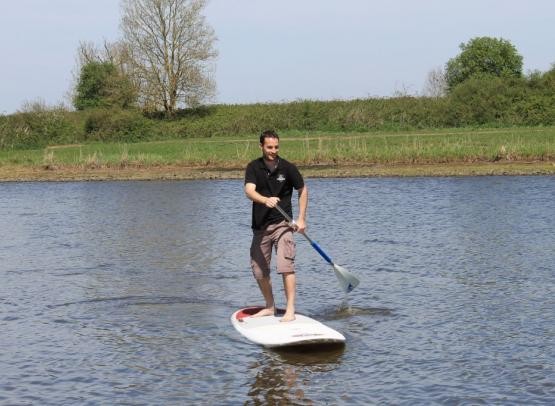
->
[[74, 61, 137, 110], [0, 103, 80, 149], [446, 75, 529, 126], [84, 108, 153, 141]]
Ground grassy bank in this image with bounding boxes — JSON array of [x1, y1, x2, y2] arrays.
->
[[2, 70, 555, 151], [0, 126, 553, 180]]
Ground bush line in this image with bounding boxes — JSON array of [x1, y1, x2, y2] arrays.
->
[[1, 73, 554, 150]]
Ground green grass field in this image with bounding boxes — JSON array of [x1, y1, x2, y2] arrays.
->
[[1, 127, 553, 170]]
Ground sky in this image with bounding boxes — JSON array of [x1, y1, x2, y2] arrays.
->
[[1, 0, 554, 114]]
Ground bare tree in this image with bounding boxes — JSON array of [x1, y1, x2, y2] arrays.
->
[[77, 41, 100, 65], [76, 40, 133, 70], [120, 0, 217, 115], [423, 66, 448, 98]]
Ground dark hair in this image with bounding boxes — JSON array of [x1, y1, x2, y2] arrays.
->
[[260, 130, 279, 145]]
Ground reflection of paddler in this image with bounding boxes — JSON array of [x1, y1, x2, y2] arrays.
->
[[247, 346, 345, 404], [247, 360, 301, 405], [244, 130, 308, 322]]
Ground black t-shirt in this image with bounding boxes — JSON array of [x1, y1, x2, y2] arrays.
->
[[245, 157, 304, 230]]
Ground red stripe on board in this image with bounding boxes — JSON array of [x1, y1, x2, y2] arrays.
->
[[235, 307, 285, 320]]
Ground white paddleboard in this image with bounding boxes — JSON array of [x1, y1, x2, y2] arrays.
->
[[230, 306, 346, 348]]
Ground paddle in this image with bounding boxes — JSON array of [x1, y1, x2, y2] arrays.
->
[[275, 205, 360, 293]]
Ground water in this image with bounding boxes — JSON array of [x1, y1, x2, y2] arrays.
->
[[1, 177, 554, 405]]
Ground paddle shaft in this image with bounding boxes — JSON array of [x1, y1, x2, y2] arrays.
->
[[274, 205, 333, 264], [274, 203, 360, 294]]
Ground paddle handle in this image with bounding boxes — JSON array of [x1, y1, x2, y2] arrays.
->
[[274, 203, 293, 223], [275, 205, 333, 264]]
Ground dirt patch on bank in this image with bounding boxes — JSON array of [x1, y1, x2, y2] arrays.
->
[[0, 161, 553, 182]]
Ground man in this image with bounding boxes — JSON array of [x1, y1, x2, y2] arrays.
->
[[244, 130, 308, 322]]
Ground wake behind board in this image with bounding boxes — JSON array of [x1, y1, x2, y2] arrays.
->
[[231, 306, 345, 348]]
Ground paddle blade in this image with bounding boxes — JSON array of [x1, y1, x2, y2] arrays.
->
[[332, 263, 360, 293]]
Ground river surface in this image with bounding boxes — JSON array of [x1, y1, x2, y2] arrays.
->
[[1, 177, 554, 405]]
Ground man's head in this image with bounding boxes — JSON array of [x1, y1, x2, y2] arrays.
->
[[260, 130, 279, 162], [259, 130, 279, 145]]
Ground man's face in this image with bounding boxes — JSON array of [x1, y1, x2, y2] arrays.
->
[[261, 137, 279, 161]]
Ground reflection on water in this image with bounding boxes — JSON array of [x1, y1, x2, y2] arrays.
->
[[248, 345, 345, 405], [1, 177, 554, 404]]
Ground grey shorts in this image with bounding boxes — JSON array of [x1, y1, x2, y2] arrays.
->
[[250, 220, 296, 279]]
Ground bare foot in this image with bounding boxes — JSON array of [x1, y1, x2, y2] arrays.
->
[[251, 307, 275, 317], [280, 311, 296, 322]]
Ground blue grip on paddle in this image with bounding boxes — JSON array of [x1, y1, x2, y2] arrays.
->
[[311, 241, 332, 264]]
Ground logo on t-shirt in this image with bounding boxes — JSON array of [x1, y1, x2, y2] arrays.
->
[[277, 174, 286, 182]]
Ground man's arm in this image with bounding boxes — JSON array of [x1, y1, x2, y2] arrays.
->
[[295, 186, 308, 233], [244, 182, 280, 207]]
